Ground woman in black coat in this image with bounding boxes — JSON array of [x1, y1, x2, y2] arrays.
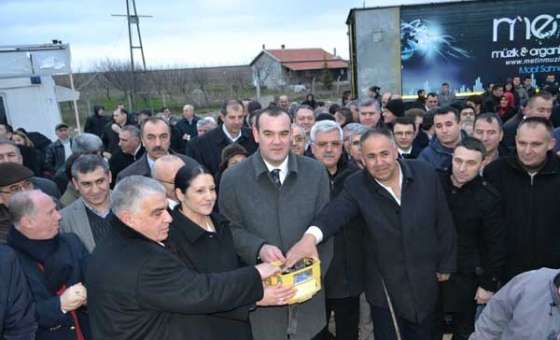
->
[[167, 165, 293, 340]]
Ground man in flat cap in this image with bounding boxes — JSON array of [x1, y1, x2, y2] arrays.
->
[[0, 162, 35, 242]]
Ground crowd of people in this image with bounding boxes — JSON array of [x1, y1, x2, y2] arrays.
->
[[0, 72, 559, 340]]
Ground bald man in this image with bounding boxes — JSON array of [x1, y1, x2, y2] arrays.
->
[[151, 155, 185, 209]]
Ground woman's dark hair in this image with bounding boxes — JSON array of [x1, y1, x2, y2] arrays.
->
[[93, 105, 105, 115], [174, 165, 211, 194], [336, 107, 354, 127]]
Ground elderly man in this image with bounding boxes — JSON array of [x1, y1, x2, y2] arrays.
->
[[175, 104, 200, 143], [60, 155, 112, 253], [196, 116, 217, 136], [310, 120, 364, 340], [6, 190, 90, 340], [290, 124, 307, 156], [0, 140, 60, 199], [419, 107, 464, 172], [219, 106, 333, 340], [358, 99, 381, 128], [109, 125, 144, 183], [151, 155, 185, 209], [0, 163, 37, 242], [0, 244, 37, 339], [287, 128, 457, 340], [187, 99, 257, 175], [86, 175, 280, 340], [116, 117, 197, 181], [484, 117, 560, 282], [343, 123, 368, 169], [44, 123, 72, 174]]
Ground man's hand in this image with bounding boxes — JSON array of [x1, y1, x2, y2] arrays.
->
[[254, 263, 281, 280], [474, 286, 494, 304], [436, 273, 450, 282], [257, 284, 297, 306], [60, 282, 87, 312], [285, 234, 318, 268], [258, 244, 286, 263]]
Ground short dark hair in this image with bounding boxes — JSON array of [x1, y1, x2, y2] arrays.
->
[[474, 112, 503, 129], [140, 117, 170, 137], [442, 82, 449, 87], [526, 92, 554, 108], [393, 116, 416, 131], [220, 99, 244, 116], [255, 106, 291, 130], [417, 89, 425, 96], [434, 106, 460, 122], [335, 107, 353, 125], [360, 127, 394, 146], [491, 84, 504, 92], [174, 165, 211, 194], [71, 154, 109, 179], [456, 136, 486, 159], [517, 116, 553, 136], [427, 92, 438, 98], [466, 95, 483, 107]]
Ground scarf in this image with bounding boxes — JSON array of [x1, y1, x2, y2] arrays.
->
[[7, 227, 73, 293]]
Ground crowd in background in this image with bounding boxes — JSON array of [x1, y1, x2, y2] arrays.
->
[[0, 72, 560, 340]]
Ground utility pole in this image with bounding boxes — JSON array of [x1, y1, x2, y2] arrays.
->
[[112, 0, 152, 110]]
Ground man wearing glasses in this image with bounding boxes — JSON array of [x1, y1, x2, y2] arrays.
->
[[0, 162, 35, 242], [392, 117, 423, 159]]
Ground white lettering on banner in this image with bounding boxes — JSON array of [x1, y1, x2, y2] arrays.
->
[[491, 45, 560, 59], [493, 14, 560, 42]]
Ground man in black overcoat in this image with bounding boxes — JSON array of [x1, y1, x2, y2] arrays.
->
[[287, 127, 457, 340], [86, 175, 280, 340]]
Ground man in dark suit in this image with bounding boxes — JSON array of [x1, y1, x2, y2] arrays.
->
[[86, 175, 280, 340], [392, 116, 423, 159], [287, 127, 457, 340], [219, 106, 333, 340], [108, 125, 144, 183], [116, 117, 197, 182], [186, 99, 257, 175]]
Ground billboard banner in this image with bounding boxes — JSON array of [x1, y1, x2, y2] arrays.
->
[[400, 0, 560, 95]]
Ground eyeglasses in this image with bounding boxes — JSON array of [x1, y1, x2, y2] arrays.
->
[[0, 180, 33, 194]]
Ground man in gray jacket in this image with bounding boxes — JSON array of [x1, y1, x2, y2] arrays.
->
[[470, 268, 560, 340], [219, 106, 332, 340]]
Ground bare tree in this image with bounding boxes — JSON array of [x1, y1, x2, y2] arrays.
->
[[225, 68, 249, 98], [95, 58, 138, 110], [190, 67, 211, 106]]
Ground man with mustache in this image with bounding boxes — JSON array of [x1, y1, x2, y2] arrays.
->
[[310, 120, 365, 340], [116, 117, 197, 182]]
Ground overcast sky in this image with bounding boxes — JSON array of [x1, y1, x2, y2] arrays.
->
[[0, 0, 458, 71]]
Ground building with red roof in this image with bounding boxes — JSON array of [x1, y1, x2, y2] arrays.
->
[[250, 46, 348, 90]]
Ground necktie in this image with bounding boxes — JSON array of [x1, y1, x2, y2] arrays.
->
[[270, 169, 281, 188]]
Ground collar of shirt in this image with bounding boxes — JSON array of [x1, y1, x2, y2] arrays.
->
[[263, 157, 289, 184], [133, 144, 142, 158], [222, 124, 241, 143], [81, 197, 111, 218], [147, 155, 156, 170], [168, 199, 178, 210], [398, 146, 412, 155], [374, 163, 403, 205]]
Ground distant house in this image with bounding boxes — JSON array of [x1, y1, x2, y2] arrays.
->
[[250, 47, 348, 90]]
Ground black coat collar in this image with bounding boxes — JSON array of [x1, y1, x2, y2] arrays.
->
[[169, 207, 226, 243], [504, 151, 560, 176], [109, 213, 162, 246]]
